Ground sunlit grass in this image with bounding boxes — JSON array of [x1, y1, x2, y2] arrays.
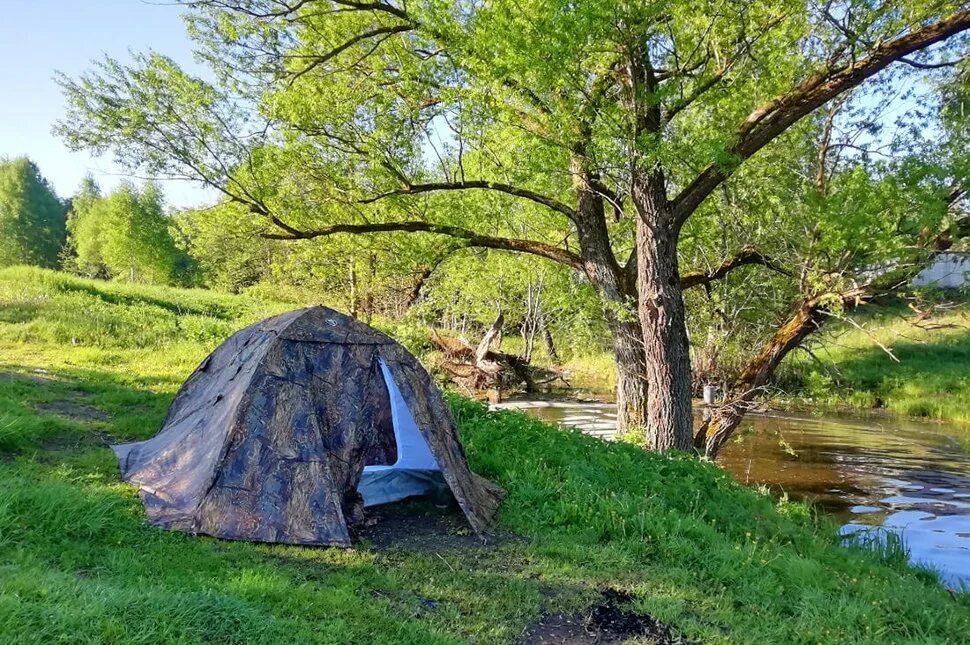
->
[[779, 298, 970, 425], [0, 267, 968, 643]]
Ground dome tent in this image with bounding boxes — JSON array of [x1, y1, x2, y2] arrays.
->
[[113, 306, 504, 546]]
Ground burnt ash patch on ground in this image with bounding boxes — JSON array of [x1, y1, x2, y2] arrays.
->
[[522, 588, 695, 645]]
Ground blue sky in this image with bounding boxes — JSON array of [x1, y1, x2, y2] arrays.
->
[[0, 0, 216, 208]]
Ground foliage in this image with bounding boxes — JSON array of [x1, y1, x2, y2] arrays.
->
[[66, 181, 185, 284], [65, 176, 106, 277], [174, 201, 273, 292], [0, 157, 66, 268], [0, 266, 968, 643]]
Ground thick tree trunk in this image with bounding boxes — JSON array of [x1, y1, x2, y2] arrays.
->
[[571, 179, 649, 434], [608, 316, 649, 433], [633, 180, 694, 452]]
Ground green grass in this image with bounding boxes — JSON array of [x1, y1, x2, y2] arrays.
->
[[1, 266, 969, 643], [779, 299, 970, 425]]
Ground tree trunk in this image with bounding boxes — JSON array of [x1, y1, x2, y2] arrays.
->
[[475, 311, 504, 365], [694, 299, 823, 458], [404, 266, 433, 310], [364, 253, 376, 324], [608, 316, 649, 433], [348, 258, 358, 319], [633, 187, 694, 452], [571, 177, 649, 434], [541, 315, 559, 363]]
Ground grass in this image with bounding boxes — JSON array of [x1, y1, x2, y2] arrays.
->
[[0, 266, 969, 643], [778, 298, 970, 425]]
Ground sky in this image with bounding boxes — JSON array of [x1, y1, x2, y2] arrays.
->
[[0, 0, 217, 208]]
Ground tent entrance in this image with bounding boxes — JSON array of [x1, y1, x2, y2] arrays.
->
[[357, 358, 445, 507]]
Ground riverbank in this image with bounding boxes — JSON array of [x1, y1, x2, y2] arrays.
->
[[548, 298, 970, 429], [506, 399, 970, 589], [1, 267, 969, 642], [774, 299, 970, 425]]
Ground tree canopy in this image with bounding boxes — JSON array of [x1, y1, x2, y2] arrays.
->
[[56, 0, 970, 454], [67, 180, 183, 284], [0, 157, 66, 268]]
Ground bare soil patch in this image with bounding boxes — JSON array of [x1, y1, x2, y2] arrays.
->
[[36, 400, 110, 422], [355, 499, 518, 551], [521, 589, 695, 645]]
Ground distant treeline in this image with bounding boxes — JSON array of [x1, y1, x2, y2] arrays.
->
[[0, 156, 608, 363], [0, 157, 187, 284]]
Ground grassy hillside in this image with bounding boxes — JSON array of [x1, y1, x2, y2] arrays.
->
[[779, 300, 970, 425], [0, 267, 968, 643]]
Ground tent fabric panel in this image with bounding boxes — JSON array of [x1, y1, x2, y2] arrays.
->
[[377, 345, 505, 535], [279, 307, 395, 346], [112, 316, 285, 526], [190, 339, 399, 545]]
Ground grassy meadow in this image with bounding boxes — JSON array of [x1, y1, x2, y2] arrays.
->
[[778, 299, 970, 425], [1, 266, 969, 643]]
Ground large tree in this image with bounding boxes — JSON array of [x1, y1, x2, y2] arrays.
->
[[0, 157, 66, 268], [56, 1, 970, 452]]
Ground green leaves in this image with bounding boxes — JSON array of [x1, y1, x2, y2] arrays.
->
[[55, 53, 258, 199], [67, 181, 182, 285], [0, 157, 67, 269]]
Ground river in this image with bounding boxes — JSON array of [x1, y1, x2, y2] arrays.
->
[[494, 400, 970, 591]]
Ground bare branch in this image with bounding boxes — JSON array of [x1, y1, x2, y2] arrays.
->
[[819, 310, 900, 362], [680, 246, 791, 289], [359, 180, 578, 221], [262, 220, 585, 269]]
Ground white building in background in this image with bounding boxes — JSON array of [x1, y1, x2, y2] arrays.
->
[[912, 252, 970, 288]]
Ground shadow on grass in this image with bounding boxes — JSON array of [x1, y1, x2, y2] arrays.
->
[[51, 276, 245, 321], [0, 302, 43, 326], [0, 364, 174, 453]]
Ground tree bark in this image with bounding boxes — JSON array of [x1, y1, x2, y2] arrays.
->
[[608, 316, 649, 433], [571, 177, 649, 433], [694, 299, 823, 458], [348, 258, 358, 319], [541, 315, 559, 363], [633, 179, 694, 452]]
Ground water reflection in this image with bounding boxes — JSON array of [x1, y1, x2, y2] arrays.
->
[[497, 400, 970, 590]]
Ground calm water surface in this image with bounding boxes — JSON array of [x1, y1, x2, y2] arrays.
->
[[496, 400, 970, 590]]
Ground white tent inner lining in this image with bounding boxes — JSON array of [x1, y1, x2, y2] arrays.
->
[[357, 358, 443, 506]]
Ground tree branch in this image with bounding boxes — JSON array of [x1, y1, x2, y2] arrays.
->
[[664, 13, 789, 124], [672, 10, 970, 225], [680, 246, 791, 289], [287, 23, 414, 81], [262, 220, 584, 269], [359, 180, 578, 221]]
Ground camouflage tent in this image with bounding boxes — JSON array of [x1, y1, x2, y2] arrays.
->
[[113, 306, 504, 546]]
